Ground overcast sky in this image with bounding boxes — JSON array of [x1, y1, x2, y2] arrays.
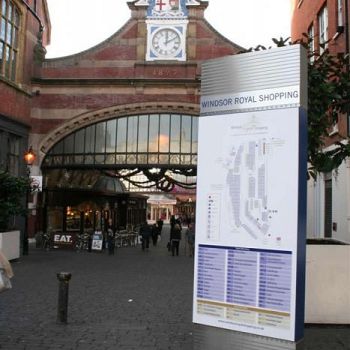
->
[[45, 0, 291, 58]]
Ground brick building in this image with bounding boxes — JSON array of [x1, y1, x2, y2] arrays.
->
[[2, 0, 243, 243], [0, 0, 50, 244], [291, 0, 350, 242], [0, 0, 50, 173]]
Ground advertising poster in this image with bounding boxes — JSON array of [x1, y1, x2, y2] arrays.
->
[[92, 232, 103, 251]]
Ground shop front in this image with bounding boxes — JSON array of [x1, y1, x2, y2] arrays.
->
[[42, 170, 147, 249]]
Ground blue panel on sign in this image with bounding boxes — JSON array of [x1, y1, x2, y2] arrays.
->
[[294, 107, 308, 342]]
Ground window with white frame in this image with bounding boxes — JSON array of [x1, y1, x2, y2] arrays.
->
[[0, 0, 20, 81], [337, 0, 343, 27], [318, 6, 328, 54]]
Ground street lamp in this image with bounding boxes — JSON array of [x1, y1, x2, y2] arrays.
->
[[23, 146, 36, 255], [24, 146, 35, 167]]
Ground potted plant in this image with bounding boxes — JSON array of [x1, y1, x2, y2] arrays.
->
[[0, 171, 31, 259]]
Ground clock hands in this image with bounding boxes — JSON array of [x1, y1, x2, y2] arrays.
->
[[165, 34, 178, 45]]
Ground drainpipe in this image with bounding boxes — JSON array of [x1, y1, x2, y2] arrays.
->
[[344, 0, 350, 138], [345, 0, 349, 58]]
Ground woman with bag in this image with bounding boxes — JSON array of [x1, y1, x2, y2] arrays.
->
[[0, 249, 14, 293]]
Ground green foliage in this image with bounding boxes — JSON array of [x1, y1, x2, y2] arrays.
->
[[242, 37, 350, 180], [0, 171, 31, 231]]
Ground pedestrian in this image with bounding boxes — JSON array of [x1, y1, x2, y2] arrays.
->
[[151, 223, 160, 246], [156, 217, 164, 236], [139, 221, 152, 251], [106, 219, 115, 255], [170, 215, 176, 230], [170, 223, 182, 256], [0, 250, 14, 293], [185, 223, 195, 257]]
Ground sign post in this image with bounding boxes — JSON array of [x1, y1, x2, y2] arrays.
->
[[92, 231, 103, 251], [193, 45, 307, 342]]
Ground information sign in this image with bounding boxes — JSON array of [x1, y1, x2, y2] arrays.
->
[[194, 46, 307, 342], [92, 231, 103, 251]]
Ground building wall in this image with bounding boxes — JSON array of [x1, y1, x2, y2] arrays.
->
[[0, 0, 50, 243], [292, 0, 350, 242], [30, 2, 242, 164], [0, 0, 50, 152], [292, 0, 347, 53]]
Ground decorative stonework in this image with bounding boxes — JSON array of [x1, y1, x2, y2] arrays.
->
[[135, 0, 200, 6], [147, 0, 188, 19]]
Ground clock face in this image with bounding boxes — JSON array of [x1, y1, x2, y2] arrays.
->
[[151, 28, 181, 57]]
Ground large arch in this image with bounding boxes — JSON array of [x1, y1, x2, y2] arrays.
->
[[39, 102, 199, 158], [40, 102, 199, 192]]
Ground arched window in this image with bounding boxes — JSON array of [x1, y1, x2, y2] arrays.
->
[[43, 114, 199, 169], [0, 0, 20, 81]]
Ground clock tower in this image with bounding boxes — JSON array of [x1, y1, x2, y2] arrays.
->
[[135, 0, 199, 61]]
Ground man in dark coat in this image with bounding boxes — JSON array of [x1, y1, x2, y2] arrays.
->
[[139, 222, 152, 251], [170, 223, 181, 256]]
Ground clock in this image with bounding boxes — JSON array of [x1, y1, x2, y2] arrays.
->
[[146, 22, 187, 61], [151, 28, 181, 57]]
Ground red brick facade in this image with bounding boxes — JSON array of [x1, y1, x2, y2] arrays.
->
[[291, 0, 349, 143], [292, 0, 348, 54], [31, 1, 242, 160], [0, 0, 50, 126]]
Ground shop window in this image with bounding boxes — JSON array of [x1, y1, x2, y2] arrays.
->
[[0, 0, 20, 81], [66, 207, 81, 231], [47, 208, 63, 232]]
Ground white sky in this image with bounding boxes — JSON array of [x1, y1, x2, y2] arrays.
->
[[45, 0, 291, 58]]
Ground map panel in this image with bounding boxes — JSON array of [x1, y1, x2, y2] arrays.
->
[[194, 108, 301, 341]]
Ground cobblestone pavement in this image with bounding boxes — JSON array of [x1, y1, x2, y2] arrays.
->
[[0, 225, 349, 350]]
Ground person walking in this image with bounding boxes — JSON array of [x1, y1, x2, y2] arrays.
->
[[170, 223, 182, 256], [139, 222, 152, 251], [156, 218, 164, 236], [185, 223, 195, 257], [151, 223, 160, 246], [106, 219, 115, 255], [170, 215, 177, 229]]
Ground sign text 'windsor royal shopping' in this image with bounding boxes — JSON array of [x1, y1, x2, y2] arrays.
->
[[193, 45, 308, 342]]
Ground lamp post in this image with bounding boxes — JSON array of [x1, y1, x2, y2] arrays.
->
[[23, 146, 36, 255]]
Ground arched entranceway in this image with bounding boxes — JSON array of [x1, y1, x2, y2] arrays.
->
[[39, 112, 198, 246]]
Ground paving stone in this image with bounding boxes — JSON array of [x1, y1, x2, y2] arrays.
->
[[0, 225, 349, 349]]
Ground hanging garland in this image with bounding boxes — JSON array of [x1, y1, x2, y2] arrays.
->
[[104, 167, 197, 192]]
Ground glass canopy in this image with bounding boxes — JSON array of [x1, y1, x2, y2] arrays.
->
[[43, 113, 198, 169], [42, 113, 199, 191]]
